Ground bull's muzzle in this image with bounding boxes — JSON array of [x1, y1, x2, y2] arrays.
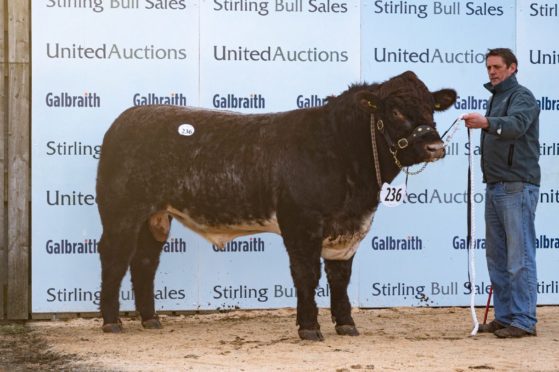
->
[[425, 141, 445, 162]]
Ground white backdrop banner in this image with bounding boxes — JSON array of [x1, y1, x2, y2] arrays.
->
[[31, 0, 559, 313]]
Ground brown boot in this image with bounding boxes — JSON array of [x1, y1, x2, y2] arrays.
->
[[478, 320, 506, 333], [494, 325, 536, 338]]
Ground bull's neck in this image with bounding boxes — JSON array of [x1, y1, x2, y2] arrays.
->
[[370, 115, 406, 189]]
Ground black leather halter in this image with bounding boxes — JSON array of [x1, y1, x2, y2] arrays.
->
[[375, 118, 436, 154], [369, 113, 433, 187]]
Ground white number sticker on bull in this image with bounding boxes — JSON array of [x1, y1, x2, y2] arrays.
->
[[380, 182, 406, 207], [178, 124, 195, 136]]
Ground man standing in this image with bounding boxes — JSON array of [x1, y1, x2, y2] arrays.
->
[[463, 48, 540, 338]]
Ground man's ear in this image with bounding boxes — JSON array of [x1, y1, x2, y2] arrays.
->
[[355, 91, 383, 112], [432, 89, 457, 111]]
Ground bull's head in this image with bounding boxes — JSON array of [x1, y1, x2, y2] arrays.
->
[[356, 71, 457, 167]]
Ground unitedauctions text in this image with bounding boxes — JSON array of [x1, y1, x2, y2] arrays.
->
[[46, 43, 187, 60], [214, 45, 348, 62]]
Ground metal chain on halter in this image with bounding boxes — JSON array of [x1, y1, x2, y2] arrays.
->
[[370, 114, 383, 188], [398, 159, 428, 175], [390, 143, 428, 176], [441, 116, 462, 147]]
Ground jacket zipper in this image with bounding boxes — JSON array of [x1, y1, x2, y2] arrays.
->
[[508, 144, 515, 166]]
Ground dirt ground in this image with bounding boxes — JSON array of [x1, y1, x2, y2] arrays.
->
[[1, 306, 559, 372]]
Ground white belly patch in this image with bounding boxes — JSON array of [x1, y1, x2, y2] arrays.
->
[[164, 205, 373, 260], [321, 214, 374, 260], [321, 236, 361, 261], [165, 205, 281, 248]]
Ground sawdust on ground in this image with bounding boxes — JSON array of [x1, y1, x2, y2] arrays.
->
[[2, 306, 559, 371]]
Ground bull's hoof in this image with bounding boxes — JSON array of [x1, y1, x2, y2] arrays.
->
[[335, 324, 359, 336], [102, 323, 123, 333], [142, 318, 162, 329], [298, 329, 324, 341]]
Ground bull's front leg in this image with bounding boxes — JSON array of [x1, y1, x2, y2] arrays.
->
[[288, 247, 323, 341], [278, 207, 324, 341], [325, 256, 359, 336]]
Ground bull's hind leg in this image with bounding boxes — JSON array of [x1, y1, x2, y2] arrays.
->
[[99, 226, 139, 333], [278, 208, 324, 341], [325, 257, 359, 336], [129, 215, 169, 330]]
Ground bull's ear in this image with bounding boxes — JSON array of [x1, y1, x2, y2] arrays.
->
[[432, 89, 457, 111], [355, 91, 383, 112]]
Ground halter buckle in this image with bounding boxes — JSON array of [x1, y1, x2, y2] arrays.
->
[[376, 119, 384, 132], [397, 138, 409, 149]]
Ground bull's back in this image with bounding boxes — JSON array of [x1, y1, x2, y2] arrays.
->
[[96, 105, 290, 222], [100, 105, 271, 166]]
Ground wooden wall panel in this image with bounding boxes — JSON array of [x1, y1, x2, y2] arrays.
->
[[5, 0, 30, 320]]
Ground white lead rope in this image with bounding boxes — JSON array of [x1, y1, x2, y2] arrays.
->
[[467, 125, 479, 336], [443, 116, 479, 336]]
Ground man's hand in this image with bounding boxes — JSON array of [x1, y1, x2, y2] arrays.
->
[[463, 112, 489, 129]]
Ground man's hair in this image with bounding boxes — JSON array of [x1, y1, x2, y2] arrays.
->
[[486, 48, 518, 72]]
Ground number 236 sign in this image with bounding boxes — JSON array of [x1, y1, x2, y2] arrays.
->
[[380, 182, 406, 207]]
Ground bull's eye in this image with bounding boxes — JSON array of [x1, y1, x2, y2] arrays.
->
[[392, 109, 401, 118]]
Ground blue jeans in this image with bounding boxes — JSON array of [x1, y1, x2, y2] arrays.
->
[[485, 182, 539, 333]]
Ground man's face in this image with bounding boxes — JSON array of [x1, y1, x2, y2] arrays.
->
[[486, 55, 517, 86]]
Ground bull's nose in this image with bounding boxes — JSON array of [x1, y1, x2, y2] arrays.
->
[[426, 142, 445, 160], [427, 142, 444, 152]]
